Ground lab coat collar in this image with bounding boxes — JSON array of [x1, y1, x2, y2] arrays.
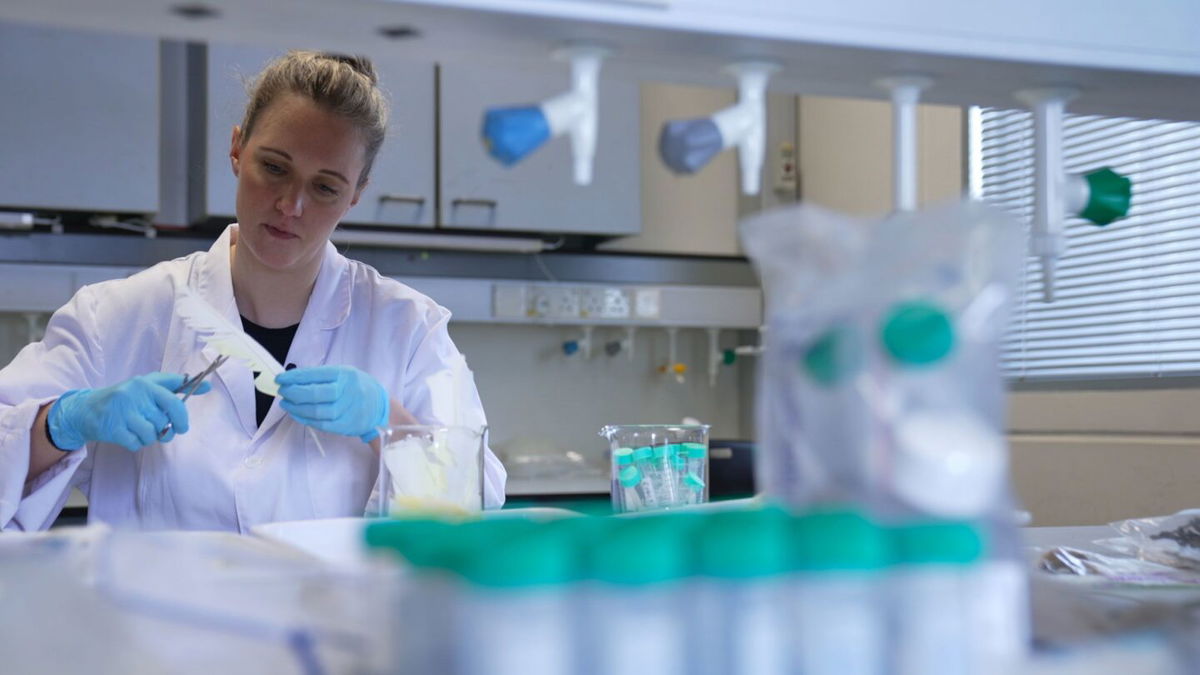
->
[[305, 231, 352, 331], [182, 224, 353, 440], [197, 224, 352, 332]]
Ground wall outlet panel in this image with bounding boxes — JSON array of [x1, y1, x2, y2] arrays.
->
[[486, 281, 760, 327]]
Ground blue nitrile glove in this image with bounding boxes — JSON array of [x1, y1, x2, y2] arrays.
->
[[275, 366, 389, 443], [47, 373, 211, 452]]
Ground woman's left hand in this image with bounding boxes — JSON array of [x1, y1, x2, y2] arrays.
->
[[276, 366, 389, 442]]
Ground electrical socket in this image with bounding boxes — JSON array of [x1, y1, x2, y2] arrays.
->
[[530, 283, 576, 314], [603, 288, 631, 318], [579, 288, 606, 318], [635, 289, 661, 318], [492, 284, 528, 318]]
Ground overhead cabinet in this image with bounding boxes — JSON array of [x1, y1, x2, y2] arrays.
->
[[438, 62, 641, 235], [204, 46, 640, 236], [0, 21, 158, 214]]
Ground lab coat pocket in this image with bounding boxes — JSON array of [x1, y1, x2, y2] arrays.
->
[[134, 390, 241, 530], [302, 426, 378, 519]]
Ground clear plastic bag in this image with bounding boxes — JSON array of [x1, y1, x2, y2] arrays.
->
[[1037, 545, 1200, 585], [740, 199, 1023, 521], [1099, 510, 1200, 570]]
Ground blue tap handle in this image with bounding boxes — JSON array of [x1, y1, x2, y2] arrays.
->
[[482, 105, 551, 166], [659, 118, 724, 174]]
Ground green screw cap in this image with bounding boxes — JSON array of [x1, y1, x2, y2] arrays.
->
[[683, 474, 705, 491], [683, 442, 707, 459], [455, 522, 577, 589], [880, 301, 955, 367], [633, 446, 653, 462], [723, 349, 737, 366], [1079, 167, 1131, 226], [891, 521, 984, 566], [364, 518, 458, 567], [365, 518, 539, 570], [587, 514, 695, 585], [696, 509, 790, 579], [671, 455, 687, 470], [618, 465, 642, 488], [803, 325, 860, 385], [792, 510, 887, 572], [613, 447, 634, 467]]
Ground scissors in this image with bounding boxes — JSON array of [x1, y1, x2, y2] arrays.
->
[[157, 355, 229, 440]]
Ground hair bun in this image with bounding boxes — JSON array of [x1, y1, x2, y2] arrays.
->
[[319, 52, 378, 85]]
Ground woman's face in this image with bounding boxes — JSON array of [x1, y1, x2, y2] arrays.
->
[[230, 93, 367, 273]]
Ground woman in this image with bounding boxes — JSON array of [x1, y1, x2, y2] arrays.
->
[[0, 51, 506, 532]]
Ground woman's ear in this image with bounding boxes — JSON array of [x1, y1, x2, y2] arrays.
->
[[229, 126, 243, 177]]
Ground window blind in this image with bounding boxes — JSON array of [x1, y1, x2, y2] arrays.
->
[[970, 107, 1200, 381]]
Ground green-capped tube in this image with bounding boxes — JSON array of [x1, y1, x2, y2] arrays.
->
[[695, 509, 793, 674], [616, 465, 644, 512], [613, 447, 634, 467], [584, 514, 695, 674], [681, 442, 708, 505], [889, 521, 986, 675], [453, 520, 581, 675], [792, 509, 888, 674]]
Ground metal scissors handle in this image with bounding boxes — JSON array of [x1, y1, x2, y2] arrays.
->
[[157, 355, 229, 440]]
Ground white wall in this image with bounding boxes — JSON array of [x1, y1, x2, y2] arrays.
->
[[798, 96, 964, 215], [0, 313, 748, 493], [449, 323, 747, 477], [599, 82, 742, 256]]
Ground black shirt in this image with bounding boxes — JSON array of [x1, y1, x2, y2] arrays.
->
[[240, 316, 299, 427]]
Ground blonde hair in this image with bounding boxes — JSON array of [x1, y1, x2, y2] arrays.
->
[[239, 51, 389, 188]]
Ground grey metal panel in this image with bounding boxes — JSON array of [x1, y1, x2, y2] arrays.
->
[[0, 233, 756, 286], [0, 22, 158, 214], [439, 63, 641, 235], [204, 44, 436, 228]]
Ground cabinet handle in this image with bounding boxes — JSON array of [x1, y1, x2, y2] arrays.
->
[[378, 194, 426, 204], [450, 198, 498, 209]]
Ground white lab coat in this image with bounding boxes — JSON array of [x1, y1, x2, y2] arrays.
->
[[0, 225, 506, 532]]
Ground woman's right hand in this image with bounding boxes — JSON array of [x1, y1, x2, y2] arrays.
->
[[46, 373, 211, 452]]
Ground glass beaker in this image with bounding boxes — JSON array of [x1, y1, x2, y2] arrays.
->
[[376, 425, 486, 517], [598, 424, 711, 513]]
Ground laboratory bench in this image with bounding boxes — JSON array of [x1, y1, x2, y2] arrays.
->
[[6, 514, 1198, 673]]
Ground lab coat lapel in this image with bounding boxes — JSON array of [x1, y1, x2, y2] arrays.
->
[[254, 240, 352, 440], [193, 225, 259, 439]]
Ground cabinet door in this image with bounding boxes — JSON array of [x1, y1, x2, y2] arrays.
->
[[0, 22, 158, 214], [439, 63, 641, 235], [205, 45, 435, 227]]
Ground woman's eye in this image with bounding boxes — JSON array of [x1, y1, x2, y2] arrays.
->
[[317, 183, 340, 197], [263, 161, 284, 175]]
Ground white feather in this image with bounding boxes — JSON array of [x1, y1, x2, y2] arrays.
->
[[175, 284, 284, 396], [174, 283, 328, 457]]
